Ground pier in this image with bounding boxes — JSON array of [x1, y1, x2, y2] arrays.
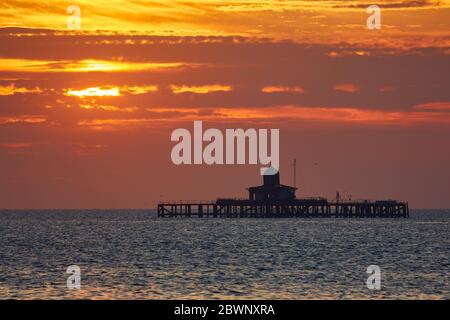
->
[[157, 169, 409, 218], [157, 199, 409, 218]]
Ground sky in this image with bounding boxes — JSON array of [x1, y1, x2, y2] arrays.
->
[[0, 0, 449, 209]]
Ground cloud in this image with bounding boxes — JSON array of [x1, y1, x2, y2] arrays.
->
[[171, 84, 232, 94], [0, 115, 47, 125], [1, 0, 448, 48], [71, 143, 107, 156], [0, 143, 32, 149], [261, 86, 305, 94], [65, 85, 159, 97], [122, 85, 158, 94], [79, 103, 137, 113], [0, 58, 189, 73], [74, 105, 450, 130], [66, 87, 120, 97], [77, 118, 156, 130], [332, 0, 441, 9], [333, 83, 360, 94], [413, 101, 450, 111], [0, 28, 448, 131], [0, 83, 42, 95]]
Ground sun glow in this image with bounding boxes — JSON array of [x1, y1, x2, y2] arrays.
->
[[0, 59, 186, 73], [66, 87, 121, 97]]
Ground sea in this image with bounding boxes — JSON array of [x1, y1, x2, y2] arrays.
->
[[0, 209, 448, 299]]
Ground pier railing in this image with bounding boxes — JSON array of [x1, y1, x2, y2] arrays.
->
[[157, 198, 409, 218]]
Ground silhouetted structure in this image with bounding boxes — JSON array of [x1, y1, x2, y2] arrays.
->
[[248, 171, 296, 201], [158, 170, 409, 218]]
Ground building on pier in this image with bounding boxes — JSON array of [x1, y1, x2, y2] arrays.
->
[[248, 170, 297, 202]]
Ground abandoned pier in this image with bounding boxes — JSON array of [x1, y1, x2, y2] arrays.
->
[[157, 170, 409, 218]]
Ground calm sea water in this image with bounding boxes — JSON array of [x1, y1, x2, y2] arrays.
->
[[0, 210, 448, 300]]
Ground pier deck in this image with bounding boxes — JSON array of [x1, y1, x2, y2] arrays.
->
[[157, 199, 409, 218]]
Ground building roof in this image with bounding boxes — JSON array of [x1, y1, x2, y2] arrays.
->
[[248, 184, 297, 191]]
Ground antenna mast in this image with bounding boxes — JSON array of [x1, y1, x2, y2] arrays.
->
[[293, 158, 297, 188]]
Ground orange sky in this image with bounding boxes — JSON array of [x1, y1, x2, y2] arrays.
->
[[0, 0, 449, 208]]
